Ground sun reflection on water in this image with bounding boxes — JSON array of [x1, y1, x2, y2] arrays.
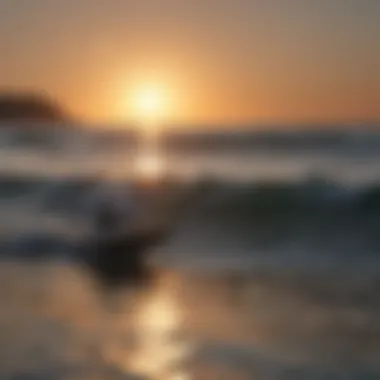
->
[[106, 274, 193, 380], [134, 149, 165, 181]]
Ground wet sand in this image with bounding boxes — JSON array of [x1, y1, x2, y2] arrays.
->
[[0, 261, 379, 380]]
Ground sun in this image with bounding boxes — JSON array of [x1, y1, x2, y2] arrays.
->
[[131, 85, 167, 123]]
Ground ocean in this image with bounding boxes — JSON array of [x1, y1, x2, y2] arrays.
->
[[0, 124, 380, 379]]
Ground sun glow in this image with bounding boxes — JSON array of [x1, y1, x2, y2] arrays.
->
[[121, 81, 171, 180], [130, 85, 169, 124]]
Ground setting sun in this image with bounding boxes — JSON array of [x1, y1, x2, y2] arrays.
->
[[130, 85, 168, 123]]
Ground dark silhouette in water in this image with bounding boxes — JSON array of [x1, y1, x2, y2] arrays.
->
[[82, 186, 168, 291], [84, 228, 167, 291]]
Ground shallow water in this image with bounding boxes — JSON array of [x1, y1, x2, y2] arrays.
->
[[0, 260, 379, 380]]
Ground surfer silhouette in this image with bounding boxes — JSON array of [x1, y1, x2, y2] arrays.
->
[[84, 181, 165, 290]]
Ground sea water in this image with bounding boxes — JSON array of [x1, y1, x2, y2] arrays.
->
[[0, 124, 380, 379]]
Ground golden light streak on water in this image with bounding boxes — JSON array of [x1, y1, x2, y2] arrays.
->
[[105, 274, 194, 380], [134, 148, 166, 181]]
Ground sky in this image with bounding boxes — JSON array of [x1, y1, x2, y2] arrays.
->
[[0, 0, 379, 126]]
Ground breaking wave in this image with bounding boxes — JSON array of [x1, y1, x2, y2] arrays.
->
[[2, 172, 380, 265]]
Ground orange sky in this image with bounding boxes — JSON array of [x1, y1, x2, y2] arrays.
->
[[0, 0, 379, 126]]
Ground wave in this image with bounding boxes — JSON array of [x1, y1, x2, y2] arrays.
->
[[0, 233, 79, 261], [1, 172, 380, 264], [1, 171, 380, 220], [2, 126, 380, 153], [0, 126, 137, 153], [0, 172, 100, 210], [155, 175, 380, 270]]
